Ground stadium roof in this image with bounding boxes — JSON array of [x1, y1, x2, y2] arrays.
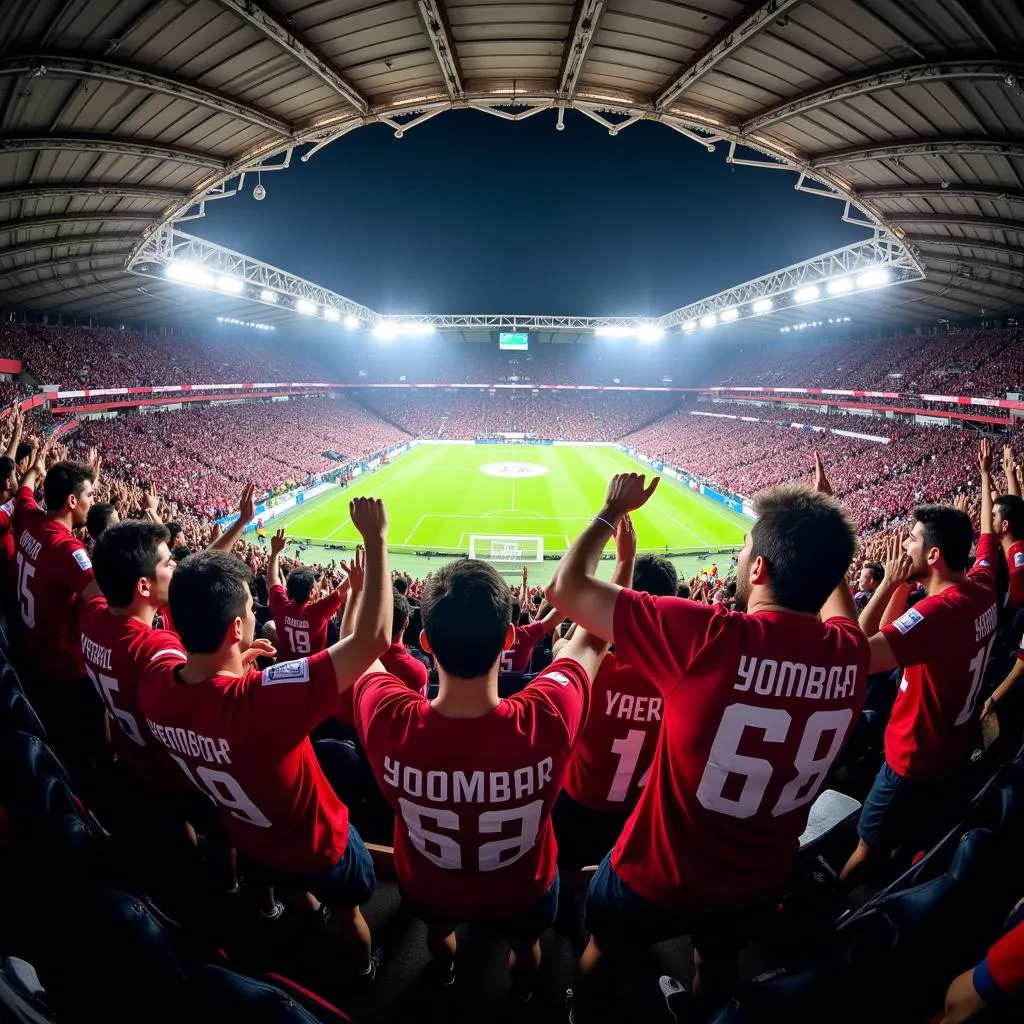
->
[[1, 0, 1022, 341]]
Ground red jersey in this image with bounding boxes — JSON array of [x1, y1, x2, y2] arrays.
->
[[501, 619, 549, 673], [564, 651, 661, 813], [1007, 540, 1024, 611], [79, 597, 187, 791], [0, 498, 15, 568], [610, 589, 869, 912], [268, 585, 343, 659], [354, 659, 590, 920], [380, 642, 429, 697], [139, 650, 349, 874], [13, 487, 95, 682], [980, 919, 1024, 998], [881, 532, 998, 781]]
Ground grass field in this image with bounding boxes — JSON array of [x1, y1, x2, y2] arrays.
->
[[269, 443, 748, 581]]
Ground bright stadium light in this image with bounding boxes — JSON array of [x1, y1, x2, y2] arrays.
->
[[636, 324, 664, 343], [373, 321, 398, 341], [295, 298, 317, 315], [794, 284, 820, 304], [719, 308, 738, 323], [751, 297, 773, 314], [595, 326, 632, 337], [344, 315, 361, 330], [166, 261, 215, 287], [682, 319, 698, 333], [827, 276, 854, 296], [857, 266, 891, 289], [215, 275, 244, 294], [260, 289, 278, 303], [700, 313, 717, 329], [323, 308, 341, 322]]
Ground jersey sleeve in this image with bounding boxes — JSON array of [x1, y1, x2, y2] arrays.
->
[[62, 540, 95, 595], [267, 584, 288, 620], [972, 919, 1024, 1003], [247, 650, 341, 752], [353, 671, 418, 748], [513, 658, 591, 746], [881, 593, 957, 668], [0, 500, 13, 534], [139, 629, 188, 669], [310, 588, 345, 622], [612, 588, 719, 697], [14, 485, 39, 523], [517, 619, 550, 647], [969, 533, 999, 588]]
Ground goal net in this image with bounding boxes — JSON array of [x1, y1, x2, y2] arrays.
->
[[468, 535, 545, 566]]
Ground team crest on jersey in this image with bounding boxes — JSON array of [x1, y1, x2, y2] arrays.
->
[[1014, 551, 1024, 569], [262, 659, 310, 686], [892, 607, 924, 635], [546, 671, 570, 687], [72, 548, 92, 571]]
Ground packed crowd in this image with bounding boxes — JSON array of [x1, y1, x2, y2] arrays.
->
[[3, 395, 1024, 1024]]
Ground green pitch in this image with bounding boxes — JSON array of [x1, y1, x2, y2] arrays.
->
[[270, 444, 748, 570]]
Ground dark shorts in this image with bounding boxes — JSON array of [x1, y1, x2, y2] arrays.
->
[[552, 790, 629, 872], [584, 854, 773, 963], [244, 824, 376, 909], [857, 761, 948, 852], [403, 873, 560, 940]]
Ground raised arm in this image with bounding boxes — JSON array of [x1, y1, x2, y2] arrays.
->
[[858, 529, 912, 673], [979, 440, 994, 535], [611, 513, 636, 589], [519, 565, 529, 608], [1003, 444, 1020, 499], [546, 473, 659, 642], [209, 482, 255, 552], [813, 453, 860, 624], [4, 405, 23, 461], [326, 499, 391, 692], [268, 528, 286, 590]]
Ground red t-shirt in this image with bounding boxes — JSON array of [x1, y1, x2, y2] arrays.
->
[[881, 533, 998, 781], [1007, 540, 1024, 611], [79, 597, 187, 791], [354, 658, 590, 920], [982, 919, 1024, 998], [268, 585, 343, 659], [501, 619, 550, 673], [13, 487, 95, 682], [609, 589, 869, 912], [0, 498, 15, 568], [138, 650, 349, 874], [564, 651, 661, 813], [380, 642, 429, 697]]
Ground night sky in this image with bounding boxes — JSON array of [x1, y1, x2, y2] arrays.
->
[[197, 109, 869, 317]]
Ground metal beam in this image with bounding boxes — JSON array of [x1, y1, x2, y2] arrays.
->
[[213, 0, 369, 113], [914, 252, 1024, 283], [857, 184, 1024, 205], [904, 234, 1024, 260], [812, 138, 1024, 169], [0, 234, 138, 263], [0, 212, 157, 233], [416, 0, 464, 99], [656, 0, 807, 110], [893, 214, 1024, 234], [0, 134, 228, 168], [557, 0, 605, 98], [0, 254, 131, 278], [742, 61, 1024, 135], [0, 183, 188, 204], [0, 54, 292, 136]]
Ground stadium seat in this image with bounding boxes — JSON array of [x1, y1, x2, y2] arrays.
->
[[0, 956, 57, 1024], [798, 790, 860, 852], [197, 966, 355, 1023]]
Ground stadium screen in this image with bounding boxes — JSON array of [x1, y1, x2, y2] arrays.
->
[[499, 332, 529, 351]]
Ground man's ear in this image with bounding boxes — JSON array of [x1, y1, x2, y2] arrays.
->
[[419, 630, 433, 655], [502, 623, 516, 650], [748, 554, 770, 587]]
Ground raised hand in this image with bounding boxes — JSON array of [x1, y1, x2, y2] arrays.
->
[[813, 452, 833, 496], [237, 482, 256, 525], [978, 438, 992, 474], [614, 511, 637, 564], [340, 545, 365, 594], [241, 638, 277, 666], [1003, 445, 1016, 474], [604, 473, 659, 516], [142, 482, 161, 519], [270, 528, 287, 555], [349, 496, 387, 541], [882, 529, 913, 585], [952, 493, 969, 513]]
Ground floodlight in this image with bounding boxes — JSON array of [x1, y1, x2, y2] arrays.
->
[[295, 298, 317, 315], [166, 261, 215, 287], [344, 315, 361, 330], [856, 267, 890, 289], [751, 298, 773, 314], [700, 313, 717, 329], [794, 285, 820, 303], [215, 275, 244, 294], [826, 277, 853, 296], [373, 321, 398, 340], [636, 325, 664, 343], [595, 326, 631, 337], [323, 308, 341, 322], [260, 289, 278, 303], [682, 320, 698, 333], [719, 308, 738, 323]]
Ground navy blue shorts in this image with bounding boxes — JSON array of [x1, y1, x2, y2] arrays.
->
[[857, 761, 947, 852], [403, 873, 560, 940], [584, 854, 773, 962], [244, 824, 376, 909]]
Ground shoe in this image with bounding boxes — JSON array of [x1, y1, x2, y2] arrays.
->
[[425, 955, 456, 988], [260, 901, 285, 922], [565, 987, 576, 1024], [659, 975, 687, 1023], [357, 947, 383, 984]]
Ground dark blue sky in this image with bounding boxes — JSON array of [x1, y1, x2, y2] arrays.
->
[[198, 109, 869, 317]]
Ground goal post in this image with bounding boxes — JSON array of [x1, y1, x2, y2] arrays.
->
[[468, 535, 544, 567]]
